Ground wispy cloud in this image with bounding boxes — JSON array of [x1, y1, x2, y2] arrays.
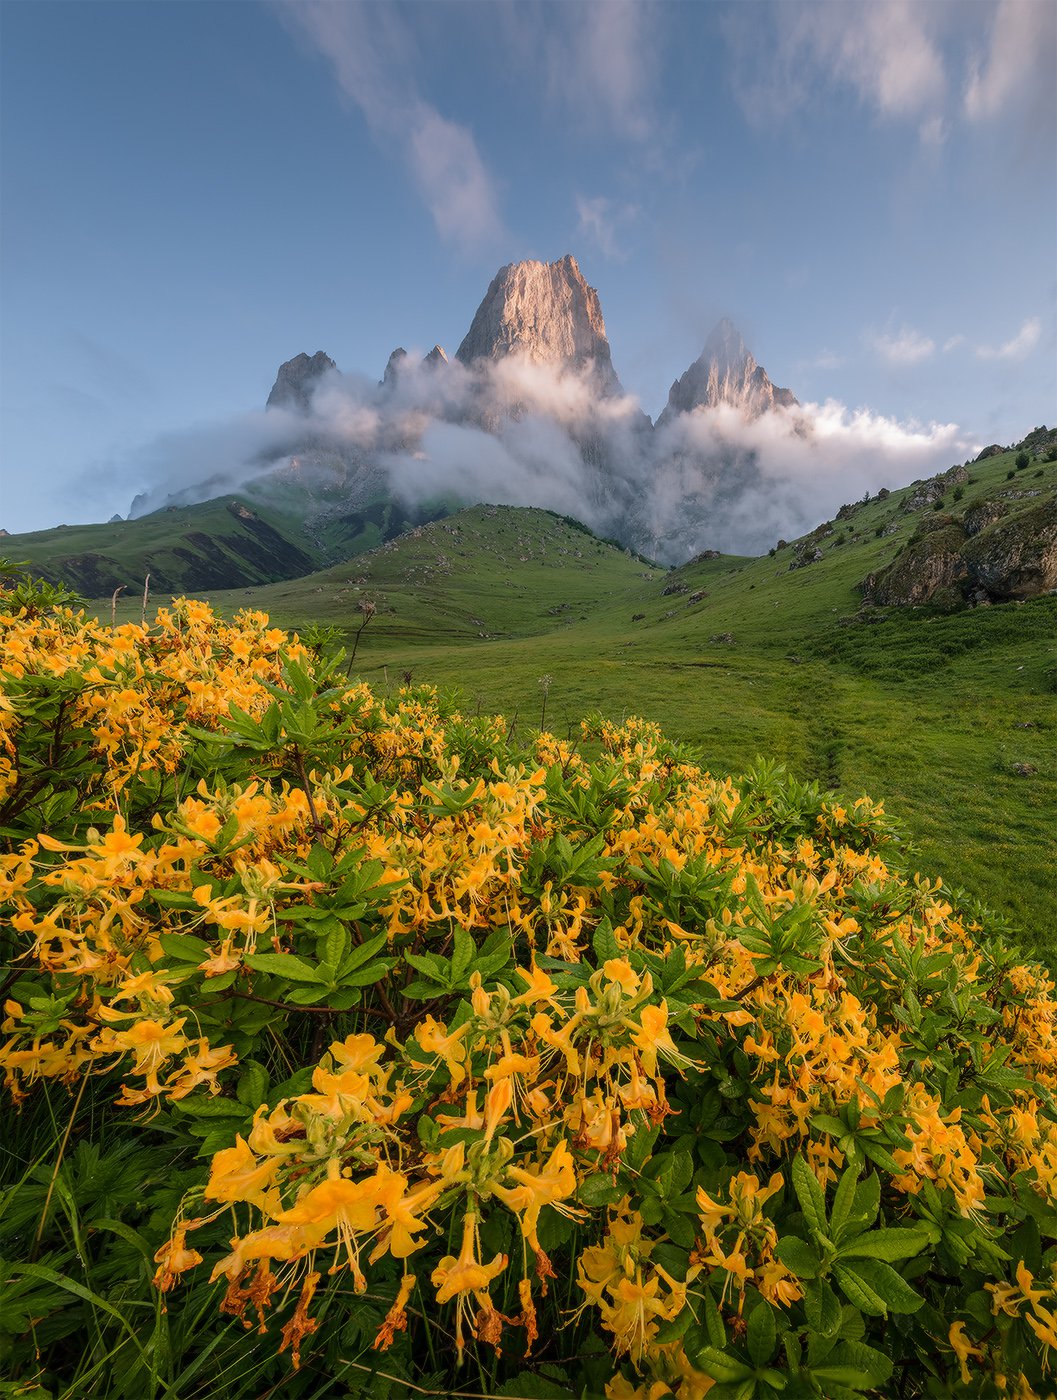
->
[[808, 350, 844, 371], [727, 0, 1055, 151], [868, 324, 936, 365], [976, 317, 1042, 361], [727, 0, 945, 133], [276, 0, 504, 252], [545, 0, 660, 143], [575, 194, 639, 261], [965, 0, 1057, 123]]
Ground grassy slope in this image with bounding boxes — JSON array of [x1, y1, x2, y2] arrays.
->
[[115, 456, 1057, 950], [3, 497, 325, 595]]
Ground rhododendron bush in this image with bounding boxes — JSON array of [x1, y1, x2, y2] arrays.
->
[[2, 584, 1056, 1399]]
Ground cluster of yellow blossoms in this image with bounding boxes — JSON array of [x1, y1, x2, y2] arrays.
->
[[2, 592, 1056, 1397]]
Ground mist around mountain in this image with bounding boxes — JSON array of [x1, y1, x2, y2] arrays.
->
[[115, 255, 978, 562]]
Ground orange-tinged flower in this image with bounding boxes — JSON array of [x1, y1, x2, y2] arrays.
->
[[948, 1321, 984, 1385], [602, 959, 640, 994], [153, 1221, 204, 1291], [205, 1135, 282, 1207], [431, 1212, 507, 1304], [492, 1139, 581, 1251]]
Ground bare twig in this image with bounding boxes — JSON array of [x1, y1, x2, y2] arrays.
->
[[110, 585, 126, 628]]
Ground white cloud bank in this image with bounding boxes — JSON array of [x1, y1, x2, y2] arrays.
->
[[113, 351, 977, 564]]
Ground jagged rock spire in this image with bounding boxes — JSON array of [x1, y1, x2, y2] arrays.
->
[[266, 351, 336, 411], [657, 319, 798, 425], [456, 254, 621, 391]]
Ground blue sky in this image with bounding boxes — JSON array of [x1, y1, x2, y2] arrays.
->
[[1, 0, 1054, 533]]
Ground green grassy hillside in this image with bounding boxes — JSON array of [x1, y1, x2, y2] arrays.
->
[[1, 489, 432, 596], [91, 448, 1057, 951]]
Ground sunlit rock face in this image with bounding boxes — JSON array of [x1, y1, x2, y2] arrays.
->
[[456, 254, 622, 393], [657, 319, 798, 426]]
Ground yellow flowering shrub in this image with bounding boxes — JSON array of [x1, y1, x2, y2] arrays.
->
[[2, 583, 1056, 1399]]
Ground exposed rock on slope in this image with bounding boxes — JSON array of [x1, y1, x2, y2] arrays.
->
[[266, 352, 336, 411], [861, 491, 1057, 607], [456, 254, 621, 391], [657, 319, 798, 426]]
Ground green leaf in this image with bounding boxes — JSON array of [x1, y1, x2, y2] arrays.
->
[[830, 1162, 859, 1239], [842, 1258, 924, 1314], [158, 931, 210, 962], [171, 1095, 245, 1119], [592, 917, 621, 962], [792, 1154, 828, 1239], [832, 1262, 887, 1317], [839, 1228, 930, 1263], [803, 1279, 842, 1336], [577, 1173, 623, 1207], [810, 1113, 848, 1138], [236, 1060, 269, 1109], [694, 1348, 753, 1384], [775, 1234, 821, 1279], [703, 1288, 726, 1348], [850, 1171, 880, 1230], [341, 929, 389, 974], [451, 926, 474, 981], [746, 1302, 776, 1368], [826, 1340, 894, 1388], [245, 951, 322, 984]]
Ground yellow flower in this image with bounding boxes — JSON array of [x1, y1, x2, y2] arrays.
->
[[492, 1139, 581, 1251], [431, 1211, 508, 1355], [205, 1135, 282, 1208], [948, 1321, 984, 1385], [152, 1220, 204, 1292]]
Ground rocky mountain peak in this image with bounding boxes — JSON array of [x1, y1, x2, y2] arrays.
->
[[266, 351, 335, 412], [382, 347, 408, 388], [657, 320, 798, 426], [456, 254, 620, 391], [423, 345, 448, 368]]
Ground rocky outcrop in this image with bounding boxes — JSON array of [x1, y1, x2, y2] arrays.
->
[[861, 492, 1057, 607], [423, 345, 448, 369], [961, 498, 1057, 601], [657, 319, 798, 426], [963, 499, 1007, 536], [456, 254, 621, 391], [902, 465, 970, 513], [266, 351, 336, 411], [975, 444, 1005, 461], [861, 515, 969, 607]]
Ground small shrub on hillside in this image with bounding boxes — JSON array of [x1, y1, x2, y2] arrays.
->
[[1015, 450, 1030, 470], [2, 586, 1056, 1399]]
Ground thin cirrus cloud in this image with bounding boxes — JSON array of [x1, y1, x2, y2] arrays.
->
[[727, 0, 1054, 147], [575, 195, 639, 262], [542, 0, 660, 143], [725, 0, 945, 132], [868, 325, 936, 366], [964, 0, 1056, 123], [276, 0, 504, 253]]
